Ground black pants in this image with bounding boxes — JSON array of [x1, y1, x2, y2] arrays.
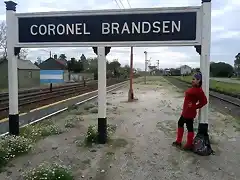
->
[[178, 116, 194, 132]]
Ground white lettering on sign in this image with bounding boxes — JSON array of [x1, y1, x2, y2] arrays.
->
[[101, 21, 181, 35], [30, 23, 91, 35], [39, 25, 47, 35], [29, 21, 181, 36], [30, 25, 38, 35]]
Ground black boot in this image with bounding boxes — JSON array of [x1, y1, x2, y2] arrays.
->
[[172, 141, 182, 148]]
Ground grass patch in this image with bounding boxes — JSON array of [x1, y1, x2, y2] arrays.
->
[[64, 116, 84, 128], [70, 109, 84, 115], [109, 138, 128, 148], [0, 120, 64, 170], [22, 162, 74, 180], [84, 124, 117, 146], [234, 118, 240, 131], [67, 104, 85, 115], [83, 103, 96, 110], [174, 76, 240, 96], [89, 107, 98, 114], [0, 135, 33, 170], [135, 76, 164, 85], [20, 120, 63, 142]]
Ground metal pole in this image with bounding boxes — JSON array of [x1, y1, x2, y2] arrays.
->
[[128, 46, 134, 101], [144, 51, 147, 84]]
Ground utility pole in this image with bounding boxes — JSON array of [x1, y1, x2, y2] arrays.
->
[[157, 60, 159, 70], [42, 49, 52, 58], [128, 46, 134, 101], [144, 51, 148, 84]]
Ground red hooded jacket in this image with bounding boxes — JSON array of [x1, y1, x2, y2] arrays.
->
[[181, 87, 208, 119]]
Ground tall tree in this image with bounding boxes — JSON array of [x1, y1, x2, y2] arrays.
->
[[107, 59, 121, 77], [59, 54, 67, 60], [210, 62, 233, 77], [37, 57, 42, 64], [18, 49, 29, 60], [0, 21, 7, 57], [85, 57, 97, 72], [80, 54, 88, 71], [67, 57, 84, 73], [234, 53, 240, 76], [0, 21, 29, 59]]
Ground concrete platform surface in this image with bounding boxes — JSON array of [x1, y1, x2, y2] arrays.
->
[[0, 77, 239, 180]]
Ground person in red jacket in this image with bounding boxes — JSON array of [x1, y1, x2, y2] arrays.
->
[[172, 72, 208, 151]]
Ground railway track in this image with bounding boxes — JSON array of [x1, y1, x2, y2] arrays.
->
[[164, 76, 240, 107], [0, 78, 126, 118], [0, 79, 128, 136], [164, 76, 240, 118]]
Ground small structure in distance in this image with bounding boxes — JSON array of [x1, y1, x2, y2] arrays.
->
[[180, 65, 192, 76]]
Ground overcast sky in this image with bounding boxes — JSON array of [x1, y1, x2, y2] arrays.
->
[[0, 0, 239, 70]]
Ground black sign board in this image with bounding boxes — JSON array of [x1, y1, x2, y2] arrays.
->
[[18, 11, 197, 43]]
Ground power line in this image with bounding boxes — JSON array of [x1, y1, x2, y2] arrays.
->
[[118, 0, 125, 9], [126, 0, 131, 8], [114, 0, 122, 9]]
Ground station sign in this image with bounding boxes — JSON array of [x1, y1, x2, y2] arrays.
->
[[17, 10, 199, 44]]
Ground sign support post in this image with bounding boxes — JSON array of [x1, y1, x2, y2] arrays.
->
[[97, 46, 107, 144], [198, 0, 211, 133], [144, 51, 148, 84], [193, 0, 214, 155], [5, 1, 19, 136], [128, 46, 135, 101]]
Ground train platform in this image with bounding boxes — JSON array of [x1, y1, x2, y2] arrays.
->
[[0, 77, 239, 180], [0, 81, 127, 135]]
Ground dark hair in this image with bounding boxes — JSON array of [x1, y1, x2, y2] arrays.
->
[[193, 72, 202, 87], [198, 80, 202, 87]]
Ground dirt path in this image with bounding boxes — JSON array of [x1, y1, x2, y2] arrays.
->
[[0, 77, 239, 180]]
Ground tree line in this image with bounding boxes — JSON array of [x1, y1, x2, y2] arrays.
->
[[209, 54, 240, 77], [161, 61, 236, 78], [67, 53, 133, 79], [34, 53, 134, 80]]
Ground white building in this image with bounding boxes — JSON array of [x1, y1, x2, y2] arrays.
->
[[180, 65, 192, 75]]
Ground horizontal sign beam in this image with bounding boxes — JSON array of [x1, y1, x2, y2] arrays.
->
[[15, 7, 202, 47]]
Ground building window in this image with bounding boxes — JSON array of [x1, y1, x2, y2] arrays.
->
[[28, 71, 32, 78]]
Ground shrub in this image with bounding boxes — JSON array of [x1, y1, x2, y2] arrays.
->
[[40, 124, 63, 137], [0, 146, 8, 169], [64, 118, 76, 128], [84, 124, 117, 146], [21, 123, 63, 142], [0, 135, 33, 169], [85, 125, 98, 146], [22, 162, 74, 180]]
